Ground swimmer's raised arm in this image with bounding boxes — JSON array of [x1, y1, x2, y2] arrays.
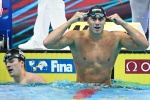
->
[[43, 12, 86, 49], [107, 13, 149, 50]]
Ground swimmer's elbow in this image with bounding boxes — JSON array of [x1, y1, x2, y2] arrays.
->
[[125, 45, 149, 51], [44, 43, 51, 49], [44, 42, 60, 49], [43, 40, 54, 49], [138, 42, 149, 50], [143, 44, 149, 51], [145, 42, 149, 49], [44, 43, 55, 49]]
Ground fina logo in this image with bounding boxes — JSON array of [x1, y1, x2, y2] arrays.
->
[[26, 59, 75, 73], [51, 60, 72, 72], [29, 60, 48, 72]]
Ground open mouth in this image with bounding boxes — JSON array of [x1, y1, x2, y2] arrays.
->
[[8, 69, 13, 73], [94, 26, 100, 30]]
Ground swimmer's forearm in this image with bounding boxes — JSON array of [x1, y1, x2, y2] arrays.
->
[[121, 22, 149, 50]]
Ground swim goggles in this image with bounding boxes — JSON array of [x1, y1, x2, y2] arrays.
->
[[3, 49, 25, 62], [88, 13, 105, 21]]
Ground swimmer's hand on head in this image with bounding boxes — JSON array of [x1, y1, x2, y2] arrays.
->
[[68, 12, 87, 24], [107, 13, 126, 26]]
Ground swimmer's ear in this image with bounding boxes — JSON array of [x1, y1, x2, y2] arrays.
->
[[21, 61, 24, 66]]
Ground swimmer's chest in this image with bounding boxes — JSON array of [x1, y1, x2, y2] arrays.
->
[[75, 36, 118, 63]]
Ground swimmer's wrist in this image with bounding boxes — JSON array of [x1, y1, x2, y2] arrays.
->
[[67, 20, 73, 25], [68, 17, 78, 24], [121, 21, 128, 27]]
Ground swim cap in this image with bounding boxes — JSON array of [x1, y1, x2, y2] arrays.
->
[[87, 5, 106, 18], [3, 49, 25, 62]]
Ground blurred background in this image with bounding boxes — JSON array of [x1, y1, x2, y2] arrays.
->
[[3, 0, 132, 48]]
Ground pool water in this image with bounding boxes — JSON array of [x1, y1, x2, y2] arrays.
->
[[0, 80, 150, 100]]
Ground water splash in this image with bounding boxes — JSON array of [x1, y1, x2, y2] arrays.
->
[[1, 79, 150, 90], [111, 79, 150, 90]]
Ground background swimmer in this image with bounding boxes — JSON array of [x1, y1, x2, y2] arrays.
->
[[3, 48, 46, 84]]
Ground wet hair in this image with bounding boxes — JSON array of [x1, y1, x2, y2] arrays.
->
[[87, 5, 106, 18], [3, 48, 25, 62]]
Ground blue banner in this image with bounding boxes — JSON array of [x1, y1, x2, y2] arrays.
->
[[26, 59, 76, 73]]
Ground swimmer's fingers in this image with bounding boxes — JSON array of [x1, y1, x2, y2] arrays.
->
[[107, 13, 124, 25], [107, 16, 117, 23], [77, 12, 87, 22], [69, 12, 87, 23]]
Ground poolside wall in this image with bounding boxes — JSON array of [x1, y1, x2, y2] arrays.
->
[[114, 52, 150, 84], [0, 51, 150, 84], [0, 51, 76, 83]]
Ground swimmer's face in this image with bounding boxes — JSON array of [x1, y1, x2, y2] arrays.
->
[[5, 58, 24, 77], [87, 13, 106, 34]]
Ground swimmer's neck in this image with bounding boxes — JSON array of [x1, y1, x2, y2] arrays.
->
[[13, 71, 26, 84], [88, 30, 104, 41]]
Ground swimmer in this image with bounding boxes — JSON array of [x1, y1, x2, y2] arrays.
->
[[3, 48, 46, 84], [43, 5, 149, 85]]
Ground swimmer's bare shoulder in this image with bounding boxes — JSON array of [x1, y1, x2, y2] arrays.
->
[[26, 72, 46, 84], [65, 30, 86, 37], [103, 30, 128, 42], [65, 30, 87, 36]]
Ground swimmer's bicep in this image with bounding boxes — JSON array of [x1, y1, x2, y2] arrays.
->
[[54, 30, 77, 49], [44, 35, 74, 49], [54, 35, 74, 49], [120, 34, 138, 50]]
